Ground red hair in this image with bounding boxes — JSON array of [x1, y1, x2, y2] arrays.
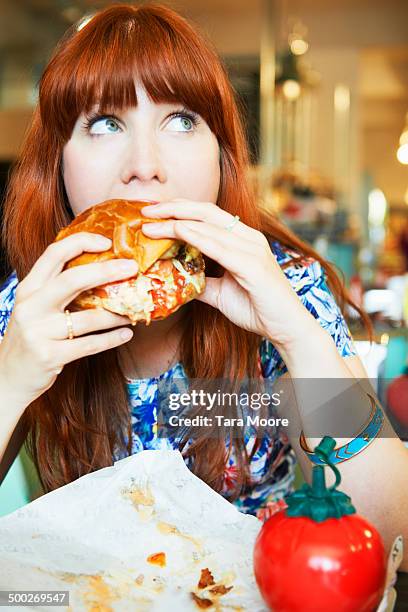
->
[[2, 4, 371, 496]]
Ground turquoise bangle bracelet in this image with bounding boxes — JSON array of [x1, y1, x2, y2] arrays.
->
[[299, 394, 385, 465]]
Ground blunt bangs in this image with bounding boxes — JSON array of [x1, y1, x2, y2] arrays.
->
[[39, 6, 226, 143]]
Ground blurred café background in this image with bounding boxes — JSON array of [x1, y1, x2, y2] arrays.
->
[[0, 0, 407, 435]]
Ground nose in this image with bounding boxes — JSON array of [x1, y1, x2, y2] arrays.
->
[[121, 131, 166, 185]]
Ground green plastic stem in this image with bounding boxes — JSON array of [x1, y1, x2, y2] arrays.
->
[[284, 436, 356, 523]]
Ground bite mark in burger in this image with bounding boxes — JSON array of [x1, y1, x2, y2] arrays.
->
[[54, 199, 206, 325]]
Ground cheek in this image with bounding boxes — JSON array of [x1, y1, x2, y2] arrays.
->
[[62, 141, 114, 215]]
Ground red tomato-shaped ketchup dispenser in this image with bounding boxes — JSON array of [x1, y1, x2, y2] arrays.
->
[[253, 437, 387, 612]]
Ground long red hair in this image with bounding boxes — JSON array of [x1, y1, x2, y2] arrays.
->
[[2, 4, 371, 496]]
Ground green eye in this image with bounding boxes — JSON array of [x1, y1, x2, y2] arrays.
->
[[180, 117, 193, 130], [85, 115, 121, 135], [105, 119, 119, 131], [167, 113, 198, 132]]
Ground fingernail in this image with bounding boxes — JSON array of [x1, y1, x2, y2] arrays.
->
[[96, 236, 112, 247], [141, 203, 159, 209], [118, 260, 138, 271], [120, 329, 133, 340], [141, 205, 160, 215], [143, 223, 161, 232]]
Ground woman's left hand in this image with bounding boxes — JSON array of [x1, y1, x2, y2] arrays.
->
[[141, 199, 314, 346]]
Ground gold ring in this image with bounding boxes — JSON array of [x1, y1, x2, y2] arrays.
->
[[64, 309, 74, 340], [224, 215, 240, 232]]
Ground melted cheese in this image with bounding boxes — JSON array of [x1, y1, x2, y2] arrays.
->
[[160, 243, 181, 259]]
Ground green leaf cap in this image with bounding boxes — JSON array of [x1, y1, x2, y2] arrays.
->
[[285, 436, 357, 522]]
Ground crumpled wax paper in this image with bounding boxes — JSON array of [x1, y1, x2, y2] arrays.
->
[[377, 535, 404, 612], [0, 449, 402, 611], [0, 449, 266, 611]]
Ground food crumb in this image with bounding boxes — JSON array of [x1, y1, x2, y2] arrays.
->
[[198, 568, 215, 589], [209, 584, 233, 596], [191, 592, 214, 609], [146, 552, 166, 567]]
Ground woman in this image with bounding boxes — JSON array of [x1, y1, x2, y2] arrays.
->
[[0, 4, 407, 567]]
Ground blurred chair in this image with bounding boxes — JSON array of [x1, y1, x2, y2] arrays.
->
[[326, 242, 356, 284], [353, 336, 407, 404], [382, 335, 408, 382], [381, 335, 408, 439], [0, 454, 30, 517], [0, 446, 42, 518]]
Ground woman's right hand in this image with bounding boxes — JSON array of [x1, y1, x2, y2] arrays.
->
[[0, 232, 139, 408]]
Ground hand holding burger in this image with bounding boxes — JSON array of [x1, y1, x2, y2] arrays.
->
[[54, 199, 206, 325]]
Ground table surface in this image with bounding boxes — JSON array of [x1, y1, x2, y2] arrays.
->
[[396, 572, 408, 610]]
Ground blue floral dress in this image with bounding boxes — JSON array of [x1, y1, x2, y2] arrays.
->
[[0, 241, 357, 518]]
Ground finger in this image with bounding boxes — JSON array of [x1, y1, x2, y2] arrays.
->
[[143, 218, 255, 255], [143, 219, 257, 271], [31, 258, 138, 313], [47, 308, 133, 340], [56, 326, 134, 364], [195, 276, 222, 309], [141, 200, 258, 242], [18, 232, 113, 299]]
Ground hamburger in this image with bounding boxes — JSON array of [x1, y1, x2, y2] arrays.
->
[[54, 199, 206, 325]]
